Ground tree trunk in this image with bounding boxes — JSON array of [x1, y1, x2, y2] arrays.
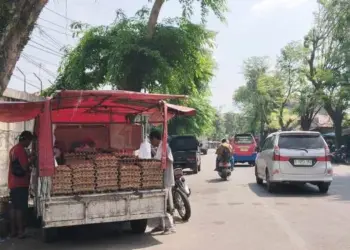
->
[[0, 0, 48, 95], [333, 114, 343, 149], [146, 0, 165, 39]]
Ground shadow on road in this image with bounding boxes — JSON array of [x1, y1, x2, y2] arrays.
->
[[206, 178, 223, 183], [1, 223, 162, 250], [248, 182, 327, 198], [328, 174, 350, 203]]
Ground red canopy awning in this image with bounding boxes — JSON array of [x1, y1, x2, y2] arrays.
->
[[0, 101, 45, 122], [50, 90, 192, 123], [0, 90, 195, 123]]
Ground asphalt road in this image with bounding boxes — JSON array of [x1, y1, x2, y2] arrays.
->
[[2, 150, 350, 250]]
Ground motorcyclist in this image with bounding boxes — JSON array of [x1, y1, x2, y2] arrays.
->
[[215, 139, 233, 171]]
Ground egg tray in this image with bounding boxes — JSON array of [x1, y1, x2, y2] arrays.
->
[[137, 159, 161, 168], [70, 161, 94, 169], [141, 180, 163, 189], [96, 169, 118, 175], [95, 161, 119, 168], [72, 172, 95, 179], [72, 184, 95, 194], [118, 184, 141, 190], [119, 164, 141, 171], [141, 175, 163, 182], [51, 189, 74, 196], [72, 177, 95, 185], [95, 186, 119, 192], [93, 154, 117, 160]]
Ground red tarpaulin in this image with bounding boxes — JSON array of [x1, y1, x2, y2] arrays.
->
[[0, 90, 196, 175], [0, 101, 45, 122]]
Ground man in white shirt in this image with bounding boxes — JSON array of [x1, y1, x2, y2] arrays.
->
[[149, 130, 176, 234]]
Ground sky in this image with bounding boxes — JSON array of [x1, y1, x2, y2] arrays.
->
[[8, 0, 318, 112]]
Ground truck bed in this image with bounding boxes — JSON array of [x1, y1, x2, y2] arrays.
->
[[41, 189, 166, 228]]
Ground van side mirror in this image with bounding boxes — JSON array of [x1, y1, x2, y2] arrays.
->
[[199, 143, 202, 147]]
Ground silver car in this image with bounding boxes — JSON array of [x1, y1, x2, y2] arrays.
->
[[255, 131, 333, 193]]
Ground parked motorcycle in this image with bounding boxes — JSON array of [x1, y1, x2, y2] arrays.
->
[[172, 168, 191, 221], [217, 161, 232, 180], [331, 145, 350, 164]]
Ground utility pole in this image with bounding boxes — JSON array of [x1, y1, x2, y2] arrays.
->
[[33, 73, 43, 95], [16, 67, 26, 93], [16, 67, 26, 130]]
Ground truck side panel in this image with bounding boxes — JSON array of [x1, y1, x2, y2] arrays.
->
[[42, 189, 166, 228]]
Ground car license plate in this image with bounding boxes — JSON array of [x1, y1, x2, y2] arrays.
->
[[294, 159, 313, 166], [240, 147, 248, 152]]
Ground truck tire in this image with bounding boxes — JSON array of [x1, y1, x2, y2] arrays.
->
[[41, 227, 58, 243], [193, 165, 199, 174], [130, 219, 148, 234]]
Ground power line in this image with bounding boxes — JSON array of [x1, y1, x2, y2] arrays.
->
[[45, 7, 75, 22], [28, 40, 64, 56], [27, 44, 63, 57], [32, 34, 61, 50], [36, 26, 64, 48], [38, 17, 72, 31], [22, 54, 57, 78], [36, 24, 72, 35], [22, 52, 59, 67]]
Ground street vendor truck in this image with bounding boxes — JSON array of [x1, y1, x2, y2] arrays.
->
[[0, 90, 195, 242]]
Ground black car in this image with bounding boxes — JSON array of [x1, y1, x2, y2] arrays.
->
[[169, 135, 201, 174]]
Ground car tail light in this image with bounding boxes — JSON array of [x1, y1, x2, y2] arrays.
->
[[273, 146, 289, 161]]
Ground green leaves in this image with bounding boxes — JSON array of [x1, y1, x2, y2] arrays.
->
[[45, 8, 217, 137]]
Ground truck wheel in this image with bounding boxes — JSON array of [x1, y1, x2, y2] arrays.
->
[[193, 165, 199, 174], [41, 227, 58, 243], [130, 219, 148, 234], [203, 150, 208, 155]]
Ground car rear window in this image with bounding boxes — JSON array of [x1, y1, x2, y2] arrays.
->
[[278, 134, 325, 149], [170, 136, 198, 151], [234, 135, 254, 144]]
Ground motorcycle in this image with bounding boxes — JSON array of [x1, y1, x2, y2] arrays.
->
[[172, 168, 191, 221], [331, 146, 350, 164], [217, 161, 232, 180]]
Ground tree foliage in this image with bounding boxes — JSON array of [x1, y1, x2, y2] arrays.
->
[[303, 0, 350, 146], [46, 9, 217, 136]]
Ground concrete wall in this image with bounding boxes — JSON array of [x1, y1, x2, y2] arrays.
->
[[0, 89, 44, 196]]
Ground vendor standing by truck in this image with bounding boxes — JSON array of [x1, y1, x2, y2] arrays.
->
[[149, 130, 176, 234], [8, 131, 35, 238]]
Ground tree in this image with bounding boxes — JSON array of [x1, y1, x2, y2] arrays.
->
[[276, 41, 305, 130], [147, 0, 228, 39], [304, 0, 350, 147], [233, 56, 272, 139], [46, 10, 217, 136], [0, 0, 48, 95]]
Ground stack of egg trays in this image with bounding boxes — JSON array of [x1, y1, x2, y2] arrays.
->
[[51, 165, 73, 196], [71, 160, 96, 194], [118, 158, 142, 190], [64, 152, 87, 165], [138, 159, 163, 189], [94, 153, 119, 192]]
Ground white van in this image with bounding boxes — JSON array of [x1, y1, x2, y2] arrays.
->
[[255, 131, 333, 193]]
